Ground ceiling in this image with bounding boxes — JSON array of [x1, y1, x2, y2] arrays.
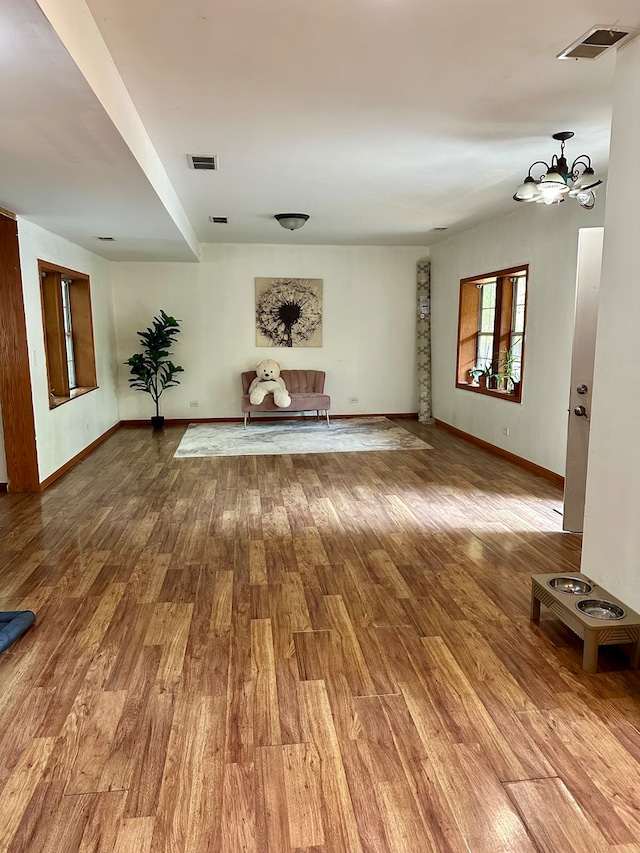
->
[[1, 0, 639, 261]]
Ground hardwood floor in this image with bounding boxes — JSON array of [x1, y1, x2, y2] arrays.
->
[[0, 420, 639, 852]]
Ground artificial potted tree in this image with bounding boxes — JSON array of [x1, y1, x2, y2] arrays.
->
[[125, 310, 184, 430]]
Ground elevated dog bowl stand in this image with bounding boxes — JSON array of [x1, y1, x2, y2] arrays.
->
[[530, 573, 640, 674]]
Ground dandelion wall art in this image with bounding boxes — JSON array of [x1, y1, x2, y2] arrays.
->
[[255, 277, 323, 347]]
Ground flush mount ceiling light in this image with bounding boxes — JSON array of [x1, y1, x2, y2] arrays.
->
[[513, 131, 602, 209], [274, 213, 309, 231]]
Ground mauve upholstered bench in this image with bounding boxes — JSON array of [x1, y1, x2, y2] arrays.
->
[[241, 369, 331, 428]]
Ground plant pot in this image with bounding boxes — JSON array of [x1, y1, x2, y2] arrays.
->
[[478, 376, 488, 389], [488, 376, 497, 390], [151, 416, 165, 431]]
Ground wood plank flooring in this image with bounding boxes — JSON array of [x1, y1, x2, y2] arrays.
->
[[0, 420, 639, 851]]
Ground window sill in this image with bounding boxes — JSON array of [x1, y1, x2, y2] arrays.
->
[[50, 386, 98, 409], [456, 381, 522, 404]]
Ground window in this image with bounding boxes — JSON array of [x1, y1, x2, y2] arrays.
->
[[61, 278, 77, 390], [39, 261, 97, 408], [456, 265, 528, 403]]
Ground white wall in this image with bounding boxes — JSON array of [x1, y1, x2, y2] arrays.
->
[[581, 37, 640, 611], [17, 218, 120, 482], [112, 243, 427, 420], [430, 200, 604, 475]]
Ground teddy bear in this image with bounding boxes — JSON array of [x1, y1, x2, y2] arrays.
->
[[248, 359, 292, 408]]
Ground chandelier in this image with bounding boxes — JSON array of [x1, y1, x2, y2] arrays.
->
[[513, 131, 602, 209]]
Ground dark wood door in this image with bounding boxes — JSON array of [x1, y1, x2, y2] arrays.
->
[[0, 214, 39, 491]]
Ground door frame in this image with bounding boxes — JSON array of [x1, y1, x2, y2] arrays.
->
[[0, 214, 39, 491]]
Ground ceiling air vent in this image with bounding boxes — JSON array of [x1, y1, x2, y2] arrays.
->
[[558, 26, 637, 60], [96, 236, 115, 241], [209, 216, 228, 224], [188, 154, 219, 170]]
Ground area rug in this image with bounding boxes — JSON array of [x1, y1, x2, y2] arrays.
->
[[174, 417, 432, 458]]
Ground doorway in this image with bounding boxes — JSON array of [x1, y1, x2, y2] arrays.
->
[[562, 227, 603, 533]]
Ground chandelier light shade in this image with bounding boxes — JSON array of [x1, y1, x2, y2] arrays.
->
[[274, 213, 310, 231], [513, 131, 602, 209]]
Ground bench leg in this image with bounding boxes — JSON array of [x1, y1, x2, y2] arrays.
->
[[530, 589, 541, 623], [325, 411, 330, 427], [243, 412, 248, 429], [582, 630, 599, 674]]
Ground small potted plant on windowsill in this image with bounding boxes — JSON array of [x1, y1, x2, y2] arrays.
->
[[477, 365, 492, 389], [468, 367, 482, 386], [125, 310, 184, 430], [498, 339, 522, 395]]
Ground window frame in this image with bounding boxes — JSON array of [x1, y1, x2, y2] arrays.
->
[[455, 264, 528, 404], [38, 260, 98, 409]]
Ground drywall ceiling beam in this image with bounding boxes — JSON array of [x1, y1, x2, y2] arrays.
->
[[34, 0, 200, 261]]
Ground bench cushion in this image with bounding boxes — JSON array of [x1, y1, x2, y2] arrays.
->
[[241, 370, 330, 413]]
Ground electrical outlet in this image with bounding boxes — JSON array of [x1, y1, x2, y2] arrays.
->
[[349, 396, 358, 404], [502, 427, 509, 436], [190, 400, 199, 408]]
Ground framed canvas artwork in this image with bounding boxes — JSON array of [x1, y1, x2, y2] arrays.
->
[[255, 277, 323, 347]]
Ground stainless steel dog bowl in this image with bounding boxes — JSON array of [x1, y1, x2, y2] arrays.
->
[[548, 576, 593, 595], [577, 599, 626, 620]]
